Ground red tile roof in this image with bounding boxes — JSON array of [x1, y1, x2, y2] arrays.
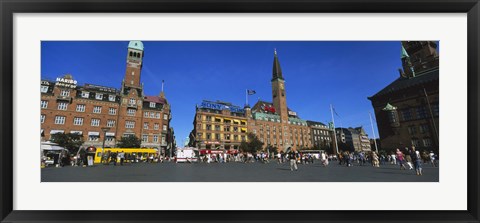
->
[[144, 96, 166, 104]]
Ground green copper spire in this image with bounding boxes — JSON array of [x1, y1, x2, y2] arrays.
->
[[382, 103, 397, 111], [401, 44, 409, 59]]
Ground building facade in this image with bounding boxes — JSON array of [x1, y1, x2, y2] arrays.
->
[[190, 100, 248, 150], [41, 41, 173, 151], [368, 41, 439, 153], [335, 127, 371, 152], [306, 121, 334, 150]]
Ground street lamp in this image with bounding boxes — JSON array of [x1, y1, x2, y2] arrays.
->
[[101, 127, 110, 163]]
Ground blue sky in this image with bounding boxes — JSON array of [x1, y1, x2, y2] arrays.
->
[[42, 41, 404, 145]]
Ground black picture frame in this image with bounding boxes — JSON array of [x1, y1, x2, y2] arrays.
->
[[1, 0, 479, 222]]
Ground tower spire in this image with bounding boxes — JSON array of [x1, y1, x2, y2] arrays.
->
[[160, 80, 165, 98], [401, 44, 409, 59], [272, 49, 283, 80]]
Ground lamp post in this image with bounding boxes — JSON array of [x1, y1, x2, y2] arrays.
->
[[101, 127, 110, 162]]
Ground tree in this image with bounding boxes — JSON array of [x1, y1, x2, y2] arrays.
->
[[247, 133, 264, 153], [50, 133, 84, 154], [239, 140, 249, 153], [116, 135, 141, 148], [239, 133, 264, 153]]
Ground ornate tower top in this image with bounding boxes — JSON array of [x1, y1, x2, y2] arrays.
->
[[128, 41, 144, 51]]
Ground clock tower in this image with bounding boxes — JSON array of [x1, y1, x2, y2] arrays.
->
[[124, 41, 144, 88], [271, 49, 289, 124]]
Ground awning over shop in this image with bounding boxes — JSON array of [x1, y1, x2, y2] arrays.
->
[[88, 131, 100, 136], [70, 131, 83, 135], [41, 129, 44, 134], [106, 132, 115, 137], [199, 149, 226, 155], [227, 149, 239, 154], [241, 128, 247, 132], [50, 130, 64, 134]]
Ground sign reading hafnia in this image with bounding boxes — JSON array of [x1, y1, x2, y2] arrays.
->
[[55, 77, 77, 88]]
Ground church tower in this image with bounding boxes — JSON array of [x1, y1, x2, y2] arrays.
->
[[124, 41, 144, 88], [271, 49, 289, 124]]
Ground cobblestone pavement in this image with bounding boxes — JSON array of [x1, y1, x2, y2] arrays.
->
[[41, 160, 439, 182]]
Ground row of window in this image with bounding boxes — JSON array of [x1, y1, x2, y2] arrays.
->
[[143, 123, 168, 131], [199, 124, 247, 133], [313, 129, 330, 135], [411, 138, 433, 147], [408, 124, 430, 135], [389, 104, 439, 124], [81, 91, 117, 101], [43, 115, 116, 127], [144, 111, 168, 120], [41, 101, 119, 114], [202, 133, 246, 141], [313, 136, 331, 142], [141, 134, 166, 144], [43, 115, 167, 130], [202, 116, 247, 125], [41, 102, 169, 120]]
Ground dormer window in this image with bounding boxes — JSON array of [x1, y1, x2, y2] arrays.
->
[[149, 102, 156, 108], [95, 93, 103, 100], [81, 91, 89, 98], [108, 95, 115, 102], [41, 86, 49, 93]]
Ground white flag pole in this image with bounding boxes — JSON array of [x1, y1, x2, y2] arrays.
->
[[369, 111, 379, 153], [330, 104, 339, 154], [245, 89, 248, 106]]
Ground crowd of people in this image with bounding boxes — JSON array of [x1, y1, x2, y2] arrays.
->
[[334, 146, 438, 175], [46, 145, 438, 176]]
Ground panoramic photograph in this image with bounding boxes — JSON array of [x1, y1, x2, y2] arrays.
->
[[40, 41, 439, 182]]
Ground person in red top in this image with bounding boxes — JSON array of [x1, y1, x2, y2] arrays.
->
[[396, 148, 406, 170]]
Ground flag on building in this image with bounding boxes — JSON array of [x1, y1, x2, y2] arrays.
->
[[247, 90, 256, 95], [332, 106, 340, 118]]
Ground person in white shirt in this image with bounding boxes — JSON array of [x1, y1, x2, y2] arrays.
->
[[429, 151, 437, 167]]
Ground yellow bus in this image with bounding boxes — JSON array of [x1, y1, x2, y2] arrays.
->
[[94, 148, 159, 164]]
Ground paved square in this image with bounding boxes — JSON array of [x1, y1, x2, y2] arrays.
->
[[41, 161, 439, 182]]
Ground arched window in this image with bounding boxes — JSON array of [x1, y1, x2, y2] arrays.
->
[[129, 51, 133, 57], [137, 53, 141, 58], [133, 52, 137, 57]]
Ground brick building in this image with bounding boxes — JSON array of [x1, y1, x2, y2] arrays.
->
[[41, 41, 173, 152], [368, 41, 439, 153]]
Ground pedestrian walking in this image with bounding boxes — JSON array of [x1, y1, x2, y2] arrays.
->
[[414, 150, 423, 175], [396, 149, 406, 170], [404, 147, 413, 170], [429, 151, 437, 167], [288, 149, 298, 171]]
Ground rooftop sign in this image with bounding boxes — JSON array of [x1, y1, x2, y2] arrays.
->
[[55, 77, 77, 88], [199, 101, 245, 113]]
